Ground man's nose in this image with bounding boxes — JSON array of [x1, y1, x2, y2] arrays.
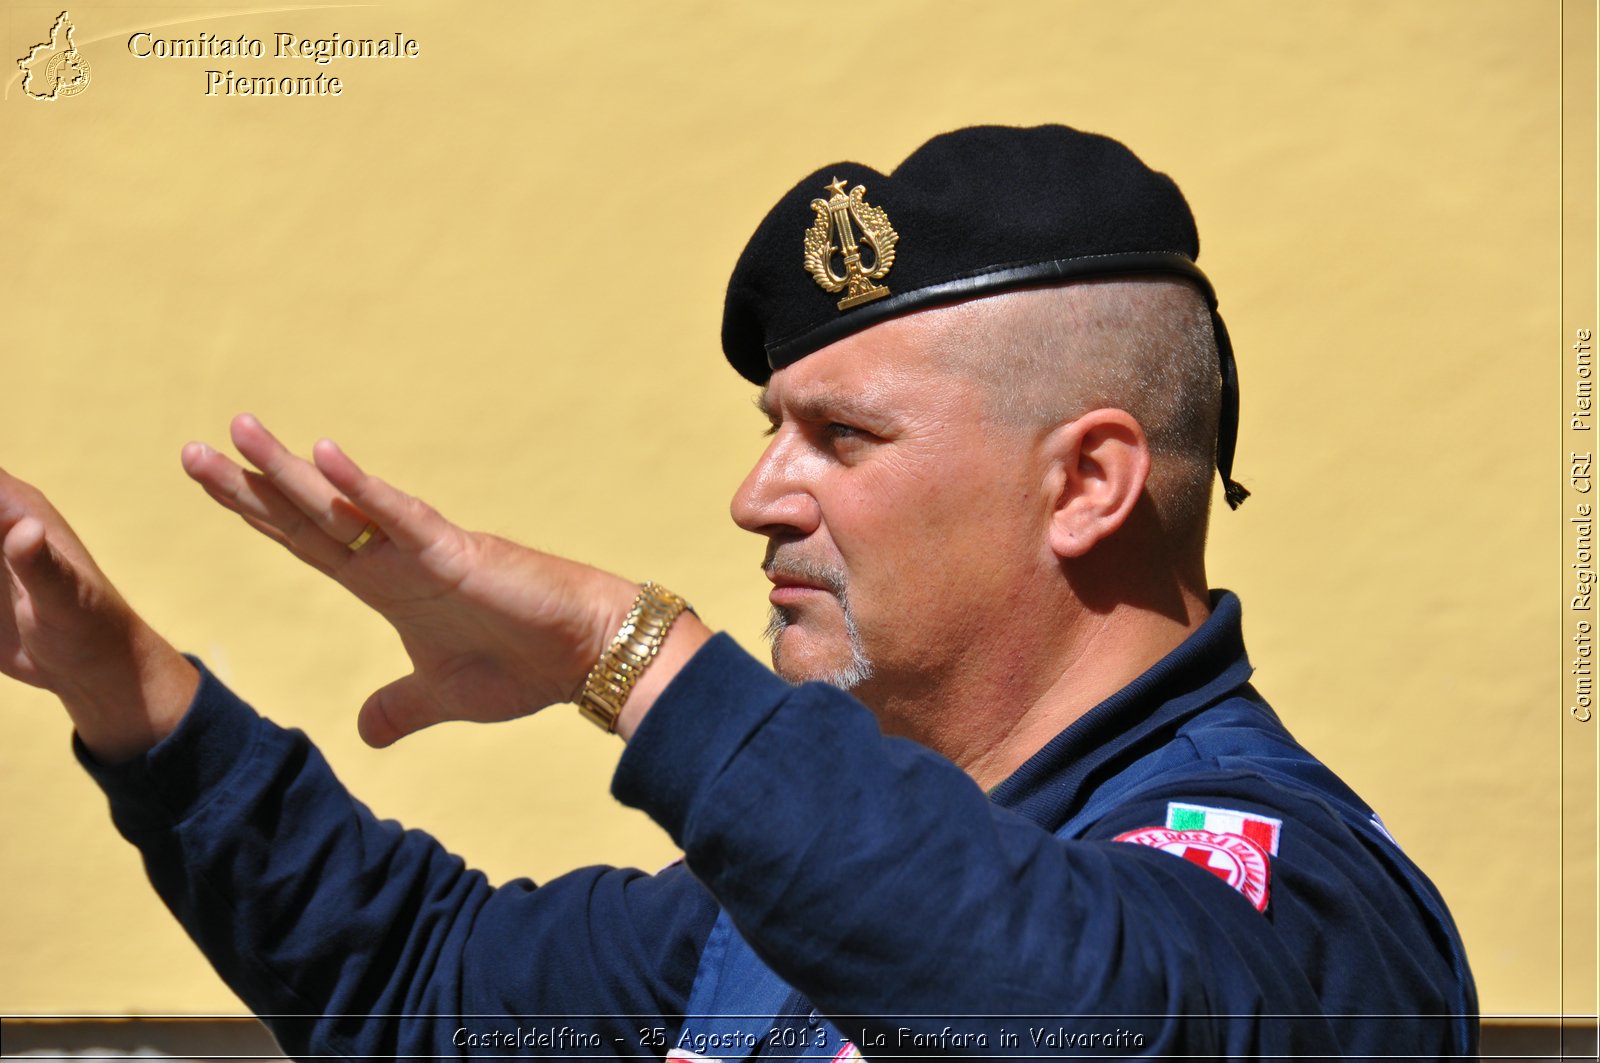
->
[[730, 433, 821, 538]]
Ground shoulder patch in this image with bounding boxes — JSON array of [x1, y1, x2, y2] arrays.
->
[[1115, 826, 1273, 912], [1165, 801, 1282, 855]]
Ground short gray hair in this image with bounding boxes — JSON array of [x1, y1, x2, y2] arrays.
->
[[930, 279, 1222, 546]]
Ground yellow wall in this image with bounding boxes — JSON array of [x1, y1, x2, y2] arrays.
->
[[0, 0, 1588, 1021]]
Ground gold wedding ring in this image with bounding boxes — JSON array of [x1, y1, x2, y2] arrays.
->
[[346, 521, 380, 552]]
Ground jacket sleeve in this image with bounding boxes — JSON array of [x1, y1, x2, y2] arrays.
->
[[613, 634, 1459, 1058], [76, 660, 716, 1061]]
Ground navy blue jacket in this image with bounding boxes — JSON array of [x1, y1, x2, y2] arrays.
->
[[78, 593, 1476, 1059]]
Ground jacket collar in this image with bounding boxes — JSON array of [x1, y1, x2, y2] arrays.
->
[[987, 589, 1257, 827]]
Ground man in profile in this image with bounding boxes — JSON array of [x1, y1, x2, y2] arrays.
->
[[0, 125, 1476, 1059]]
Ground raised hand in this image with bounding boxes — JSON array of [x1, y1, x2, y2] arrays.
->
[[182, 415, 702, 746], [0, 469, 199, 763]]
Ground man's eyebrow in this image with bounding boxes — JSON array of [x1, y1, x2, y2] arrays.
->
[[754, 386, 886, 424]]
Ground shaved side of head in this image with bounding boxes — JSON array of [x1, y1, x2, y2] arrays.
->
[[928, 279, 1223, 554]]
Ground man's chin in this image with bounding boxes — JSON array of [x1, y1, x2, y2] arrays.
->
[[766, 619, 874, 691]]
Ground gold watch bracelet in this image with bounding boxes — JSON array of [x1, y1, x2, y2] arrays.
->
[[576, 581, 691, 732]]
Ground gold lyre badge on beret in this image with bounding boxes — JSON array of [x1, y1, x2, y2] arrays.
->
[[803, 178, 898, 310]]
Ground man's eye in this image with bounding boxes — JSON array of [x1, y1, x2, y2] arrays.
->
[[761, 422, 779, 438], [823, 423, 866, 441]]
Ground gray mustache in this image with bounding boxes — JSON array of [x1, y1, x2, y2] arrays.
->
[[762, 549, 847, 595]]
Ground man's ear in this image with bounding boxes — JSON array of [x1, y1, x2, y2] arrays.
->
[[1041, 408, 1151, 560]]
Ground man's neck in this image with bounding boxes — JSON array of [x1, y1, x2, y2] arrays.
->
[[871, 591, 1212, 791]]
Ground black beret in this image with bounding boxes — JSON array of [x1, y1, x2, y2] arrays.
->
[[721, 124, 1247, 509]]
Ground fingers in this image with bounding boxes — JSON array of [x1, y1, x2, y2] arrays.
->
[[1, 513, 117, 693], [185, 416, 452, 561], [3, 516, 94, 621], [357, 673, 439, 748], [0, 533, 22, 672], [228, 414, 372, 547], [1, 515, 46, 563], [181, 440, 348, 573], [2, 518, 49, 629], [313, 438, 450, 553], [0, 468, 59, 536], [237, 510, 338, 579], [0, 473, 104, 600]]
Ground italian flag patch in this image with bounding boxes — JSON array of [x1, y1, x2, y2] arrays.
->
[[1166, 802, 1282, 855]]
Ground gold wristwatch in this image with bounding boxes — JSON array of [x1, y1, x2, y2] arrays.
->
[[576, 582, 691, 732]]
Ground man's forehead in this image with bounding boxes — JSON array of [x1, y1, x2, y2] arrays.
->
[[755, 313, 957, 416]]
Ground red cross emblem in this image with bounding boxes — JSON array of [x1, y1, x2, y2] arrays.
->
[[1113, 826, 1273, 912]]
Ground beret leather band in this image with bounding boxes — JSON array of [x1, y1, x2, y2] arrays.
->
[[763, 250, 1214, 369]]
